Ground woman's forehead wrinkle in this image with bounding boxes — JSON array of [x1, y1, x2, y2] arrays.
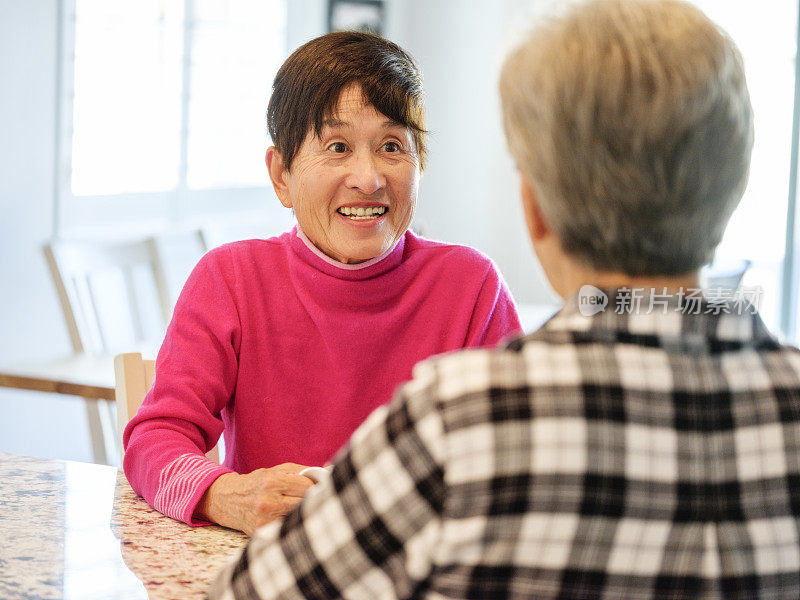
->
[[323, 117, 349, 129], [322, 118, 404, 131], [320, 109, 406, 139]]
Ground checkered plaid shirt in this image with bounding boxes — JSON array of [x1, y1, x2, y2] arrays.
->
[[209, 290, 800, 599]]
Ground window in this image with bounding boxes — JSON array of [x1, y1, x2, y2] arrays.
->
[[186, 1, 287, 190], [58, 0, 288, 233], [688, 1, 798, 337]]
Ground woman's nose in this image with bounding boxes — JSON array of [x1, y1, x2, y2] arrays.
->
[[345, 151, 386, 195]]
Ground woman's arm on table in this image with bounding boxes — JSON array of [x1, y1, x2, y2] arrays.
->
[[208, 360, 446, 599], [123, 246, 312, 530]]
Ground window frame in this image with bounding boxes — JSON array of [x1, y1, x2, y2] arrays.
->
[[781, 2, 800, 343], [54, 0, 296, 239]]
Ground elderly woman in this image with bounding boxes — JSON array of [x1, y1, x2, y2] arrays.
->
[[123, 31, 521, 536]]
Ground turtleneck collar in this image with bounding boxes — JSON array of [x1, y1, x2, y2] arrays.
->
[[290, 225, 407, 280]]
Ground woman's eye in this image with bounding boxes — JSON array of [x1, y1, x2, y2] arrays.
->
[[382, 141, 401, 153], [328, 142, 348, 153]]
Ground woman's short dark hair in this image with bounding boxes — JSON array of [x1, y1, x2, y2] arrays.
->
[[267, 31, 427, 171]]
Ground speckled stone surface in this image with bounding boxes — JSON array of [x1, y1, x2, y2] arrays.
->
[[0, 452, 247, 599], [0, 453, 67, 600], [110, 469, 248, 598]]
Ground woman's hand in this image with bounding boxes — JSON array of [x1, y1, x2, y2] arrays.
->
[[195, 463, 314, 535]]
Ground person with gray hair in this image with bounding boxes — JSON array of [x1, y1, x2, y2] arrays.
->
[[210, 1, 800, 598], [500, 0, 753, 282]]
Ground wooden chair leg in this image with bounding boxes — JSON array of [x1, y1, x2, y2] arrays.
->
[[84, 397, 109, 465], [83, 398, 118, 466], [98, 400, 120, 467]]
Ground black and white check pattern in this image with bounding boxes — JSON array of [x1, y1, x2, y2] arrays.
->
[[209, 290, 800, 599]]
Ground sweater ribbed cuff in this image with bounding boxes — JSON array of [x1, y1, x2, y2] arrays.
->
[[153, 453, 233, 526]]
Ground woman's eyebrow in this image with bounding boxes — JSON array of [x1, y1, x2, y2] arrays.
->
[[321, 118, 404, 130]]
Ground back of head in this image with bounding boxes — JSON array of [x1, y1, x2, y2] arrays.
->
[[268, 30, 426, 171], [500, 0, 754, 275]]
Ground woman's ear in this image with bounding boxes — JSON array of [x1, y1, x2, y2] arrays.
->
[[266, 147, 292, 208], [520, 173, 550, 242]]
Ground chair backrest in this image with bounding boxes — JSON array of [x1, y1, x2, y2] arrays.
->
[[148, 230, 209, 312], [44, 231, 207, 356], [200, 213, 293, 250], [702, 258, 751, 293], [114, 352, 219, 463], [44, 238, 172, 355]]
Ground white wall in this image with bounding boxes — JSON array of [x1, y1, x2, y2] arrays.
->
[[388, 0, 557, 305], [0, 0, 555, 463], [0, 0, 95, 462]]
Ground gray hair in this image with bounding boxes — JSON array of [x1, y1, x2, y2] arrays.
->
[[499, 0, 754, 275]]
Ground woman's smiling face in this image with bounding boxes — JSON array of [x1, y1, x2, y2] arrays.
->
[[267, 84, 420, 264]]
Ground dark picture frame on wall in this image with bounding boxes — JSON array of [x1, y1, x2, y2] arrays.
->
[[328, 0, 384, 35]]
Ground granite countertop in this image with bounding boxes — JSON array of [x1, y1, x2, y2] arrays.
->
[[0, 452, 247, 599]]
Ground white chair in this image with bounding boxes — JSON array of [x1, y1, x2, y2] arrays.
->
[[114, 352, 219, 464], [44, 238, 172, 356], [149, 230, 209, 311], [43, 231, 207, 464], [702, 258, 751, 293], [200, 212, 293, 250]]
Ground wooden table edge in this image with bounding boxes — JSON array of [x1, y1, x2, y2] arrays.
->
[[0, 372, 115, 401]]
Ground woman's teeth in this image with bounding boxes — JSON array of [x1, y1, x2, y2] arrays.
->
[[337, 206, 387, 219]]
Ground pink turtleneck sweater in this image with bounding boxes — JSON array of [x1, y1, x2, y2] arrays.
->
[[123, 227, 521, 525]]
